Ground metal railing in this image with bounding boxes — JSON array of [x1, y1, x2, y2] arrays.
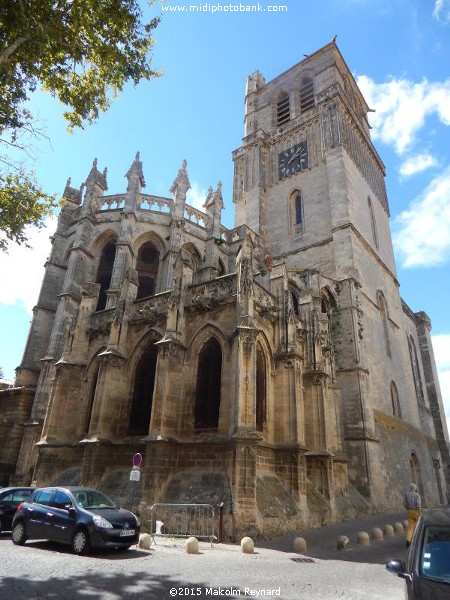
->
[[149, 503, 218, 547]]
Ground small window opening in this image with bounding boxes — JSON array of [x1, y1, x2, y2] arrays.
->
[[300, 77, 314, 112], [277, 92, 290, 126]]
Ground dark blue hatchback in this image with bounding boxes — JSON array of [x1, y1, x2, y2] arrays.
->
[[12, 486, 140, 554]]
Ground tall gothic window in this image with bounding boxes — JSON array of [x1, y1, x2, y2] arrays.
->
[[277, 92, 290, 126], [300, 76, 314, 112], [256, 346, 267, 431], [290, 190, 304, 234], [409, 335, 424, 403], [95, 241, 116, 311], [128, 343, 158, 435], [195, 338, 222, 430], [368, 197, 379, 249], [136, 242, 160, 299], [378, 292, 391, 358], [390, 381, 401, 418]]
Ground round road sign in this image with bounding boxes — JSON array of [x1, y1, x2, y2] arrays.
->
[[132, 453, 142, 467]]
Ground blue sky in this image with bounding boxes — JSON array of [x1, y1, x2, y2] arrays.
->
[[1, 0, 450, 425]]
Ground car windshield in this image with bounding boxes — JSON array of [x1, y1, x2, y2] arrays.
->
[[420, 526, 450, 583], [74, 490, 117, 510]]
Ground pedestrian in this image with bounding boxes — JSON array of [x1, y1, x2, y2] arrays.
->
[[404, 483, 421, 547]]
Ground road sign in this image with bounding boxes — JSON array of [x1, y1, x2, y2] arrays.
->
[[130, 467, 141, 482], [132, 453, 142, 468]]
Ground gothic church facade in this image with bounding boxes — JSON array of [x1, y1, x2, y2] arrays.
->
[[1, 41, 448, 540]]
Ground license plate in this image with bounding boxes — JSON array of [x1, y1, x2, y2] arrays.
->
[[120, 529, 135, 537]]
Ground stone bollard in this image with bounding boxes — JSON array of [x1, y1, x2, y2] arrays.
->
[[371, 527, 384, 541], [337, 535, 350, 550], [293, 537, 307, 553], [138, 533, 152, 550], [185, 536, 199, 554], [241, 536, 255, 554], [384, 524, 394, 537], [357, 531, 370, 545], [403, 520, 409, 530], [393, 522, 404, 534]]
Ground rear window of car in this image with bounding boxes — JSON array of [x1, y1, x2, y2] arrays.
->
[[1, 490, 33, 502], [34, 489, 54, 506], [420, 526, 450, 583]]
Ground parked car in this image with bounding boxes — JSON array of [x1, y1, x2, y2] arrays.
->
[[386, 507, 450, 599], [0, 487, 35, 533], [12, 486, 140, 554]]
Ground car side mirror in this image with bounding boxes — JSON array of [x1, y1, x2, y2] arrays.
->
[[68, 507, 76, 518], [386, 560, 412, 581]]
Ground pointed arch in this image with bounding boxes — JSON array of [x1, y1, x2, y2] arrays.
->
[[136, 241, 160, 299], [195, 337, 222, 430], [410, 452, 424, 499], [256, 343, 267, 431], [288, 281, 301, 317], [180, 243, 202, 285], [128, 341, 158, 435], [390, 381, 401, 418], [377, 291, 391, 358], [95, 239, 117, 311], [289, 189, 304, 235]]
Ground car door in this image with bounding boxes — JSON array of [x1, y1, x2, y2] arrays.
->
[[3, 489, 33, 530], [48, 490, 76, 543], [27, 489, 55, 539], [0, 490, 17, 531]]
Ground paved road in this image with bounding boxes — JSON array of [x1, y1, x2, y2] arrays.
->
[[0, 513, 408, 600]]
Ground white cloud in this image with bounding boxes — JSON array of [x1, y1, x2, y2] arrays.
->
[[186, 181, 209, 211], [399, 154, 439, 178], [433, 0, 450, 23], [0, 216, 57, 313], [357, 75, 450, 155], [393, 167, 450, 267], [431, 334, 450, 436]]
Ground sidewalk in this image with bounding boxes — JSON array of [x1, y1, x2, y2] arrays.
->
[[258, 510, 408, 563]]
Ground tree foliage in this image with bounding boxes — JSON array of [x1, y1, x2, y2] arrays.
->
[[0, 0, 161, 250]]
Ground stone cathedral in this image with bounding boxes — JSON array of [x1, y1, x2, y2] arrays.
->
[[1, 41, 449, 540]]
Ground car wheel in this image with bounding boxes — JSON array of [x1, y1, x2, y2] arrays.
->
[[72, 529, 91, 555], [12, 521, 27, 545]]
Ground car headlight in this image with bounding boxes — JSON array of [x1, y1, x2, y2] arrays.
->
[[93, 515, 113, 528]]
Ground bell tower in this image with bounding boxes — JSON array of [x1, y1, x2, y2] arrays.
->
[[232, 40, 412, 499]]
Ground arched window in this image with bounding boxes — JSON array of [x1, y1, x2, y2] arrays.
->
[[256, 345, 267, 431], [195, 338, 222, 430], [410, 452, 423, 498], [290, 290, 299, 317], [136, 242, 160, 299], [95, 241, 116, 311], [300, 77, 314, 112], [378, 292, 391, 358], [128, 343, 158, 435], [290, 190, 304, 235], [218, 259, 226, 277], [368, 197, 379, 249], [408, 335, 424, 402], [390, 381, 401, 418], [277, 92, 290, 126]]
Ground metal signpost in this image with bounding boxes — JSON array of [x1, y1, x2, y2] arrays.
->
[[129, 453, 142, 510]]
